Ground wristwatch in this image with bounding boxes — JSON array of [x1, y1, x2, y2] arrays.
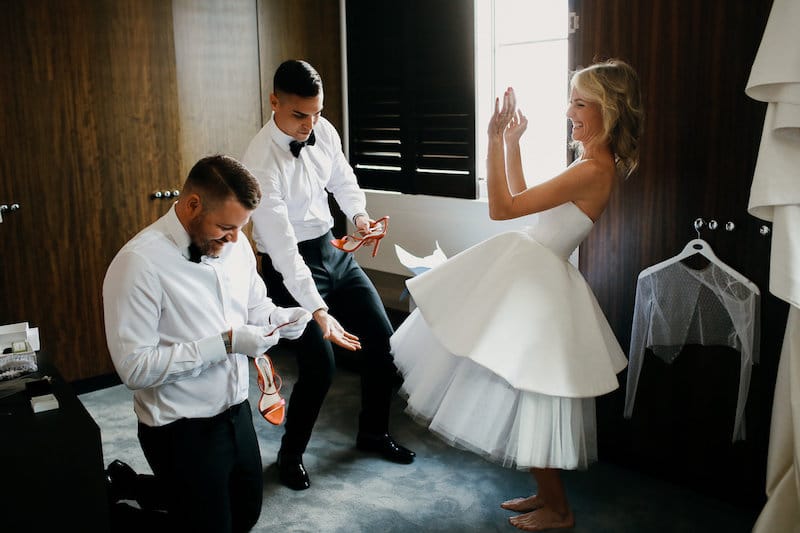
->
[[222, 330, 232, 354]]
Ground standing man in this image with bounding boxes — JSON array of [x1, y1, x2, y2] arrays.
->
[[241, 59, 415, 491], [103, 155, 310, 532]]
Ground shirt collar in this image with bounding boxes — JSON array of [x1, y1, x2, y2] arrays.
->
[[162, 204, 193, 261], [268, 116, 297, 155]]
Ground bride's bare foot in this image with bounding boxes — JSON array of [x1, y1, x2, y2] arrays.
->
[[509, 506, 575, 531], [500, 494, 545, 512]]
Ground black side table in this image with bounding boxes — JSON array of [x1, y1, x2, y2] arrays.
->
[[0, 356, 109, 532]]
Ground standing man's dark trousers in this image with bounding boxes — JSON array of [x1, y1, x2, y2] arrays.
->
[[260, 231, 397, 457]]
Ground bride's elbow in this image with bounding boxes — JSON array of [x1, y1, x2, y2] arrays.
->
[[488, 205, 512, 220]]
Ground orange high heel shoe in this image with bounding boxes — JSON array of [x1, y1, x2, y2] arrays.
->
[[253, 355, 285, 425], [330, 216, 389, 258]]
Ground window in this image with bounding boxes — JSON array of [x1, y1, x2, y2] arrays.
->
[[476, 0, 570, 190], [344, 0, 569, 199]]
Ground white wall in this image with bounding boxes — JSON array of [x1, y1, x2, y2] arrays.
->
[[352, 189, 539, 276]]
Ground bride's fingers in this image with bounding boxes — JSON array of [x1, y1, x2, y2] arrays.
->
[[501, 90, 512, 116], [504, 88, 516, 114]]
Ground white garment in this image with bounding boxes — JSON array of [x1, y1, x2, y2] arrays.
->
[[753, 307, 800, 533], [391, 202, 626, 470], [745, 0, 800, 309], [103, 205, 276, 426], [241, 116, 367, 312], [746, 0, 800, 529], [624, 261, 760, 441], [748, 108, 800, 309]]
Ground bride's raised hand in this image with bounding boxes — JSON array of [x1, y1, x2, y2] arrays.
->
[[504, 109, 528, 144], [488, 87, 517, 138]]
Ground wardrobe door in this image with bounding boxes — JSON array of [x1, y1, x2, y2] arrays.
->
[[573, 0, 780, 509], [0, 0, 181, 381], [172, 0, 262, 175]]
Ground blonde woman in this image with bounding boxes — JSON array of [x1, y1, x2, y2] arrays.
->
[[390, 60, 644, 531]]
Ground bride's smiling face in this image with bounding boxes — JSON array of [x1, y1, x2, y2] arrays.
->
[[566, 87, 603, 145]]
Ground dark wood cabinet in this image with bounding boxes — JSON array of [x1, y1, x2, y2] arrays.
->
[[0, 0, 182, 381]]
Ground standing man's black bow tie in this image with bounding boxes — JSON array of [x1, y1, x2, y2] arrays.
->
[[289, 130, 316, 157]]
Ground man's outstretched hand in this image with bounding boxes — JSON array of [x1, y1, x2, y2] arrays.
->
[[313, 309, 361, 351]]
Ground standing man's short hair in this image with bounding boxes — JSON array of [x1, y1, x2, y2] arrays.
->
[[273, 60, 323, 97], [184, 155, 262, 211]]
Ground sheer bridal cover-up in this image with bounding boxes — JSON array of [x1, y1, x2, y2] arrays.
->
[[390, 202, 627, 470]]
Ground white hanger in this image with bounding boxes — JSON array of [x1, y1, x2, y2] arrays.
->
[[638, 238, 760, 295]]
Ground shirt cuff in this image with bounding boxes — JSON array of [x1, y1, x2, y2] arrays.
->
[[298, 292, 328, 314], [197, 334, 228, 365]]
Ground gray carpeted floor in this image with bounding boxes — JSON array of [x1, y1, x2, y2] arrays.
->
[[79, 346, 758, 533]]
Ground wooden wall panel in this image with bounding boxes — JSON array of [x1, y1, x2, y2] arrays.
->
[[574, 0, 782, 508], [257, 0, 343, 132], [0, 0, 181, 381], [172, 0, 262, 175]]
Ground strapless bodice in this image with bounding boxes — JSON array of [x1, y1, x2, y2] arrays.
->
[[527, 202, 594, 260]]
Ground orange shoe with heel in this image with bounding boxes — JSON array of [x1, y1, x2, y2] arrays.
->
[[330, 216, 389, 258], [254, 355, 285, 425]]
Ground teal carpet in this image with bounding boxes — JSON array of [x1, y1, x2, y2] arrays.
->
[[79, 346, 758, 532]]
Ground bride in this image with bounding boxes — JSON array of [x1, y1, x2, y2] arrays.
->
[[390, 59, 644, 531]]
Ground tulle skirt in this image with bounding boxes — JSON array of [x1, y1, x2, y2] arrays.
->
[[392, 309, 598, 471]]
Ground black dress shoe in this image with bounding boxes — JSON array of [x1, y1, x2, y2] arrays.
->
[[277, 452, 311, 490], [356, 433, 416, 464], [105, 460, 138, 503]]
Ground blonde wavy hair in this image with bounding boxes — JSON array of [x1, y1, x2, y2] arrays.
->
[[571, 59, 644, 178]]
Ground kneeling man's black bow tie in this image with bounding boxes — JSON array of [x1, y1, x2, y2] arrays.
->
[[188, 243, 203, 263], [290, 130, 316, 157]]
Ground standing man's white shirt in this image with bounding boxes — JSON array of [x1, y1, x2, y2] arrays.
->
[[242, 116, 367, 312], [103, 204, 275, 427]]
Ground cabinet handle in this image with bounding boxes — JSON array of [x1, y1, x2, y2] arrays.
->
[[0, 203, 19, 224], [151, 190, 179, 200]]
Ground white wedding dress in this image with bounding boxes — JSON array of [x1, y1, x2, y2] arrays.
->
[[391, 202, 627, 470]]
